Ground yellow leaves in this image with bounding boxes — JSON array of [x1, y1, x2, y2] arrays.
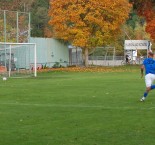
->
[[38, 66, 137, 73], [72, 30, 88, 47], [48, 0, 132, 48]]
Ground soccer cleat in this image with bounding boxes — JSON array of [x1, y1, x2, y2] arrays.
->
[[140, 97, 145, 102]]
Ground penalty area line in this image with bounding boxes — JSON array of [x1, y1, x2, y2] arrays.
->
[[0, 102, 154, 110]]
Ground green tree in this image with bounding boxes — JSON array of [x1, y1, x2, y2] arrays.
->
[[31, 0, 49, 37]]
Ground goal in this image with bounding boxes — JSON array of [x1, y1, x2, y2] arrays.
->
[[0, 42, 37, 77]]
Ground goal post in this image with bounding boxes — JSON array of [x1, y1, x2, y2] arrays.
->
[[0, 42, 37, 77]]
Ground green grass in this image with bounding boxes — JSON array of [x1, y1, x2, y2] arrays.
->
[[0, 68, 155, 145]]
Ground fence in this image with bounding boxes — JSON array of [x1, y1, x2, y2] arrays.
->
[[88, 56, 144, 66], [0, 10, 30, 43]]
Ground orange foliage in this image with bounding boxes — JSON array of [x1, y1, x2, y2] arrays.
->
[[135, 0, 155, 40], [48, 0, 132, 66], [48, 0, 132, 48], [146, 20, 155, 40]]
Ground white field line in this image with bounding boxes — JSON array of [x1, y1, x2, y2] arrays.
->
[[0, 102, 154, 110]]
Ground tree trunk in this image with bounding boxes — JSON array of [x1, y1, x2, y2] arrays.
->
[[84, 47, 89, 67], [76, 47, 78, 66]]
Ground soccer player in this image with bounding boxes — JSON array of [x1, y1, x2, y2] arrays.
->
[[140, 51, 155, 102]]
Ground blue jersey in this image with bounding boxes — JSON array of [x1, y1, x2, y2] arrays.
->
[[143, 58, 155, 75]]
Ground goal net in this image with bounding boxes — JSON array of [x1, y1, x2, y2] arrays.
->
[[0, 42, 37, 77]]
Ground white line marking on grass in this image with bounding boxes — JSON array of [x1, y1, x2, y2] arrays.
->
[[0, 102, 154, 110]]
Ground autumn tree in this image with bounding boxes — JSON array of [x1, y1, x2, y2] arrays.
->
[[48, 0, 132, 66], [130, 0, 155, 40]]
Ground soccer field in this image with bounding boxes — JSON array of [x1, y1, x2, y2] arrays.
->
[[0, 69, 155, 145]]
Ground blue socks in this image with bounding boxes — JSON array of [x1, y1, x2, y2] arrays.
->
[[144, 92, 148, 97], [143, 85, 155, 98], [151, 85, 155, 90]]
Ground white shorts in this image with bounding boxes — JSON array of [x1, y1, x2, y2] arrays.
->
[[145, 73, 155, 87]]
